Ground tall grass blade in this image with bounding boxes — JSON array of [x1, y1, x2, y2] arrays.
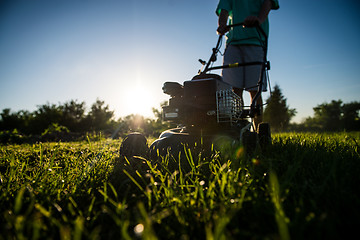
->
[[35, 203, 51, 218], [123, 169, 144, 192], [137, 202, 158, 240], [73, 216, 84, 240], [14, 188, 26, 214], [269, 171, 290, 240]]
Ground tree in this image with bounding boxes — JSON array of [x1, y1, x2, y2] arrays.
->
[[30, 103, 63, 134], [0, 109, 26, 131], [86, 99, 115, 131], [342, 102, 360, 131], [302, 100, 360, 132], [263, 84, 297, 132], [60, 100, 86, 132], [312, 100, 342, 131]]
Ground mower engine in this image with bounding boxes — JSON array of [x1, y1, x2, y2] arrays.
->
[[162, 74, 243, 133]]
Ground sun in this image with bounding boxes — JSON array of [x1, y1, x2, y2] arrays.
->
[[122, 84, 156, 117]]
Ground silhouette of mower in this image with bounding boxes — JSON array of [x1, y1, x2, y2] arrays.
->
[[120, 24, 271, 161]]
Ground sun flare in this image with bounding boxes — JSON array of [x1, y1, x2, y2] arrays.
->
[[123, 84, 156, 117]]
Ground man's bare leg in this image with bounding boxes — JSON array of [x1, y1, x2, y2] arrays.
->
[[250, 91, 263, 131], [234, 88, 262, 130]]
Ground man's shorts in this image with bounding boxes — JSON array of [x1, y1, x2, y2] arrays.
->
[[222, 45, 267, 92]]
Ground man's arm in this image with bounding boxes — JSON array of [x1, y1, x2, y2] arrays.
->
[[217, 9, 229, 35], [244, 0, 272, 27]]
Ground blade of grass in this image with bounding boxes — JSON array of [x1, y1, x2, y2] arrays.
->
[[123, 169, 144, 192], [269, 171, 290, 240]]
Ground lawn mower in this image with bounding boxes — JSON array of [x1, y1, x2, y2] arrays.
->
[[120, 23, 272, 162]]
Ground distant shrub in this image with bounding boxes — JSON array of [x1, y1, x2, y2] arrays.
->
[[0, 129, 25, 144], [41, 123, 70, 142]]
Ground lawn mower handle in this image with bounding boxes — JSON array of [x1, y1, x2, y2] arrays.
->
[[202, 22, 269, 119], [203, 22, 268, 73], [203, 35, 223, 73]]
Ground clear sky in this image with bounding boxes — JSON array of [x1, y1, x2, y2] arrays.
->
[[1, 0, 359, 123]]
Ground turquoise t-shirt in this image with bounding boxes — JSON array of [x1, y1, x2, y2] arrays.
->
[[216, 0, 279, 46]]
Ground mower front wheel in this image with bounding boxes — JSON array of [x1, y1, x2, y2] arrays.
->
[[119, 132, 149, 160]]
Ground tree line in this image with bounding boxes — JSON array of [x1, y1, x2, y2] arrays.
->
[[1, 86, 359, 143], [292, 100, 360, 132], [0, 99, 170, 143], [263, 85, 360, 132]]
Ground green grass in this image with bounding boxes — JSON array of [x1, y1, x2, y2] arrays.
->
[[1, 132, 360, 239]]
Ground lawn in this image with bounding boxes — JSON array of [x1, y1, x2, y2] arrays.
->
[[1, 132, 359, 239]]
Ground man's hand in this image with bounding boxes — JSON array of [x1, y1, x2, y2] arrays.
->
[[217, 25, 230, 35], [244, 0, 272, 27], [243, 16, 261, 27]]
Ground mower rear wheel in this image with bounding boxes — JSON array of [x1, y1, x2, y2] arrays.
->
[[257, 123, 271, 149], [242, 131, 258, 155]]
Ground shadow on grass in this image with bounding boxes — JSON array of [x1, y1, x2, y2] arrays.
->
[[262, 135, 360, 239], [107, 134, 360, 239]]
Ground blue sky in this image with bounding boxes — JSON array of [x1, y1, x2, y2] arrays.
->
[[1, 0, 359, 123]]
